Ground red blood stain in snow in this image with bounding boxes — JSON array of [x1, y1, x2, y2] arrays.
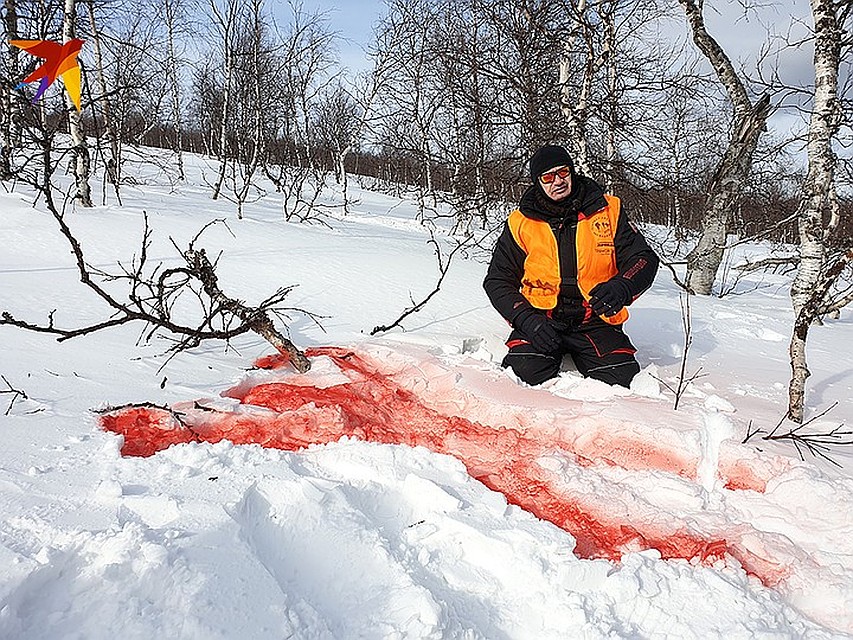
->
[[100, 347, 787, 586], [255, 352, 769, 494], [720, 459, 768, 492], [100, 406, 197, 457], [570, 433, 698, 481]]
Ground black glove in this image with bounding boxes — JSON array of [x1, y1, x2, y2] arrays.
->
[[514, 308, 561, 353], [588, 277, 633, 317]]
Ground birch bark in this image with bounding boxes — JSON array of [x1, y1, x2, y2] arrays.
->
[[210, 0, 237, 201], [787, 0, 844, 422], [602, 0, 617, 191], [85, 0, 120, 204], [559, 0, 593, 174], [64, 0, 92, 207], [1, 0, 19, 179], [164, 0, 185, 181], [677, 0, 769, 295]]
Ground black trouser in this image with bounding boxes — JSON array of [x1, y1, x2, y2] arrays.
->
[[501, 310, 640, 388]]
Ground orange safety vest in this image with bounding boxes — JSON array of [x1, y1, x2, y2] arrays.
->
[[507, 194, 628, 325]]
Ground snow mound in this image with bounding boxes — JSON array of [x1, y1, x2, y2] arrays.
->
[[95, 343, 853, 634]]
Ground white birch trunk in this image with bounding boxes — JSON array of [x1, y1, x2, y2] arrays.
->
[[337, 144, 350, 213], [211, 56, 232, 200], [0, 77, 9, 179], [677, 0, 768, 295], [603, 0, 617, 191], [559, 0, 591, 174], [234, 0, 265, 220], [64, 0, 92, 207], [1, 0, 20, 179], [787, 0, 843, 422], [422, 136, 434, 204], [164, 0, 185, 181], [85, 0, 120, 203], [210, 0, 235, 201]]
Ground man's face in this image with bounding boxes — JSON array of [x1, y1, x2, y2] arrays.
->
[[539, 166, 572, 201]]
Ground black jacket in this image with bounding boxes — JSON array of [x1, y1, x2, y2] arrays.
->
[[483, 176, 659, 325]]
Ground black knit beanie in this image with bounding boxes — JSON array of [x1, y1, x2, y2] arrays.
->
[[529, 145, 574, 182]]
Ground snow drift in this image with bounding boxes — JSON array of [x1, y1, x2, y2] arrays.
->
[[100, 343, 853, 635], [3, 148, 852, 638]]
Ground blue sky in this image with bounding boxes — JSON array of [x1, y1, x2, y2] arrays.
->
[[298, 0, 386, 71], [289, 0, 813, 80], [278, 0, 817, 137]]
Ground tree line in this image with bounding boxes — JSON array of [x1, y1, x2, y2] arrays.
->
[[0, 0, 851, 423]]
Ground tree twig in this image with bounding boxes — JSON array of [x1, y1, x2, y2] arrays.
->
[[1, 375, 29, 416], [743, 403, 852, 467], [1, 205, 313, 372], [371, 230, 470, 335], [652, 292, 706, 409]]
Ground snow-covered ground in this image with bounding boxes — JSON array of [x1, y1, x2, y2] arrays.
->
[[1, 150, 852, 639]]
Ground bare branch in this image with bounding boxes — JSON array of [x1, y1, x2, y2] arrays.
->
[[743, 404, 851, 467], [651, 292, 706, 409], [1, 194, 313, 372], [735, 255, 799, 274], [1, 375, 29, 416], [371, 230, 470, 335]]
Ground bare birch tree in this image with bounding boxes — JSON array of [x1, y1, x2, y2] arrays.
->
[[1, 0, 21, 180], [207, 0, 241, 201], [84, 0, 120, 203], [263, 3, 336, 222], [3, 1, 62, 205], [558, 0, 600, 176], [787, 0, 851, 423], [375, 0, 561, 224], [63, 0, 92, 207], [324, 40, 393, 213], [601, 0, 619, 186], [375, 0, 443, 215], [427, 0, 507, 230], [222, 0, 271, 219], [162, 0, 187, 181], [560, 0, 669, 189], [676, 0, 770, 295], [191, 0, 275, 217], [103, 12, 169, 175], [315, 81, 365, 213]]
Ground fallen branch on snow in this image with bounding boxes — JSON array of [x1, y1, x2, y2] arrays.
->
[[743, 403, 853, 467], [1, 375, 29, 416], [1, 213, 313, 373]]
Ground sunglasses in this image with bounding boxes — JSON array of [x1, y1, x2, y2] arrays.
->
[[539, 167, 571, 184]]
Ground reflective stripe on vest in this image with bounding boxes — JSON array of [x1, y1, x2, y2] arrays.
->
[[507, 194, 628, 325]]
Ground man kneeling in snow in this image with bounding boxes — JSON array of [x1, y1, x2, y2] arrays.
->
[[484, 145, 659, 388]]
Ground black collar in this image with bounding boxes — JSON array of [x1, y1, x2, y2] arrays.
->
[[519, 175, 608, 223]]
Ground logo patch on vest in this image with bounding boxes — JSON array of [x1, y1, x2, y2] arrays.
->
[[522, 278, 559, 295], [591, 217, 614, 254], [591, 218, 612, 238]]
